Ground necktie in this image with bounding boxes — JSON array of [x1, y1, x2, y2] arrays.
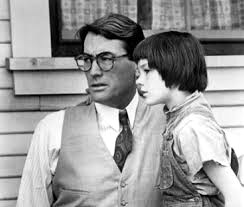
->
[[113, 109, 133, 171]]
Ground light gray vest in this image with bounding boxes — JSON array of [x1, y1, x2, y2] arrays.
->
[[52, 98, 166, 207]]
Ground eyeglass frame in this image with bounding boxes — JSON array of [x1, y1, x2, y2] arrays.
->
[[74, 52, 128, 72]]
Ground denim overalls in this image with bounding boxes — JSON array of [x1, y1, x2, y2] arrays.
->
[[158, 106, 238, 207]]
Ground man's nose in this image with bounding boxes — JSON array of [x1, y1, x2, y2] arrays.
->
[[89, 60, 102, 76]]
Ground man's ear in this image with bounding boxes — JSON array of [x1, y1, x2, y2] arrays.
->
[[132, 62, 139, 79], [130, 61, 137, 71]]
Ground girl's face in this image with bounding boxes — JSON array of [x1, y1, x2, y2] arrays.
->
[[136, 59, 171, 106]]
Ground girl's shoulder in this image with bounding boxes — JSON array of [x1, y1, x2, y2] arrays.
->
[[174, 111, 222, 136], [173, 112, 231, 177]]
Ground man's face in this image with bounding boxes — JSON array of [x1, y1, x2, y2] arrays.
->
[[83, 32, 137, 108]]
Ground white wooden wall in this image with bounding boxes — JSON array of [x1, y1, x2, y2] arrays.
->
[[0, 0, 244, 206], [0, 1, 17, 206]]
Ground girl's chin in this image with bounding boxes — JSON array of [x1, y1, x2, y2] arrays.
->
[[145, 98, 163, 106], [145, 99, 157, 106]]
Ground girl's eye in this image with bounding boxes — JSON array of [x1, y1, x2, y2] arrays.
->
[[144, 69, 150, 74]]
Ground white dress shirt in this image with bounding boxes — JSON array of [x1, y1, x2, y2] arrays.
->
[[16, 93, 139, 207]]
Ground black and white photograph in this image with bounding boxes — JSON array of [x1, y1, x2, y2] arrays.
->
[[0, 0, 244, 206]]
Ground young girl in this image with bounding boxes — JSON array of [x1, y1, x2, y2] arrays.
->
[[133, 31, 244, 207]]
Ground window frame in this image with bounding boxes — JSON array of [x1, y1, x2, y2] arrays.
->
[[49, 0, 81, 57], [50, 0, 244, 57]]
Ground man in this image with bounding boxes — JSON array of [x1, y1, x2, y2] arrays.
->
[[17, 13, 166, 207]]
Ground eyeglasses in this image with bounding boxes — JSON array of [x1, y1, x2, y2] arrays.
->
[[75, 52, 128, 72]]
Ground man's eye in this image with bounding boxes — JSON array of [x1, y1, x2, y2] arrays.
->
[[83, 57, 91, 63], [100, 56, 113, 61], [83, 56, 90, 61]]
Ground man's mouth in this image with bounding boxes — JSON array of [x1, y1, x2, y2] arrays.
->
[[90, 83, 108, 91]]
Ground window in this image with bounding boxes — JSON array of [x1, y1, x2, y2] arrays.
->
[[50, 0, 244, 56]]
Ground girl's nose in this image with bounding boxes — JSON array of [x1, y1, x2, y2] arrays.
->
[[136, 72, 144, 85]]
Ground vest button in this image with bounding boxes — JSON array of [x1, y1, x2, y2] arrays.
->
[[121, 200, 127, 206], [120, 181, 126, 188]]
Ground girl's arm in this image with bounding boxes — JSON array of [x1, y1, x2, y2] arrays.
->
[[203, 161, 244, 207]]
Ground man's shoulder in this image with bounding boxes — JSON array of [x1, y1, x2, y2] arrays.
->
[[39, 110, 65, 127], [33, 110, 65, 146], [65, 101, 95, 116]]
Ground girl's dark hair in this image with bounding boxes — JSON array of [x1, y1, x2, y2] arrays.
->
[[78, 13, 145, 59], [133, 31, 208, 92]]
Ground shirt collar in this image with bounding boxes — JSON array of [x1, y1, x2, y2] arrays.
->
[[163, 91, 201, 122], [94, 92, 139, 131]]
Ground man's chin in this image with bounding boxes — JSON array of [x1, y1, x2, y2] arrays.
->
[[89, 91, 110, 103]]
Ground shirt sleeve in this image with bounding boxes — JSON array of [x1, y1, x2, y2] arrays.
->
[[16, 111, 64, 207], [175, 114, 231, 177]]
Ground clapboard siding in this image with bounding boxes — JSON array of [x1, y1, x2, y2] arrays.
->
[[0, 112, 50, 133], [0, 21, 10, 42], [13, 70, 88, 95], [0, 0, 10, 20], [206, 55, 244, 67], [0, 43, 11, 67], [0, 178, 19, 199], [225, 128, 244, 157], [212, 106, 244, 127], [0, 89, 39, 111], [0, 134, 32, 156], [208, 67, 244, 91], [0, 156, 25, 177], [204, 91, 244, 106], [0, 200, 16, 207], [0, 68, 13, 88]]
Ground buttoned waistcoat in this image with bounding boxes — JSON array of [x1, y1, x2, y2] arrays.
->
[[52, 97, 166, 207]]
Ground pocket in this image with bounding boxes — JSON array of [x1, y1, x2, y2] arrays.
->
[[60, 188, 90, 194], [163, 196, 202, 207], [55, 188, 92, 206], [163, 200, 202, 207]]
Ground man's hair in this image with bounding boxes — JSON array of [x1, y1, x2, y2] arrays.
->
[[133, 31, 208, 93], [77, 13, 145, 59]]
